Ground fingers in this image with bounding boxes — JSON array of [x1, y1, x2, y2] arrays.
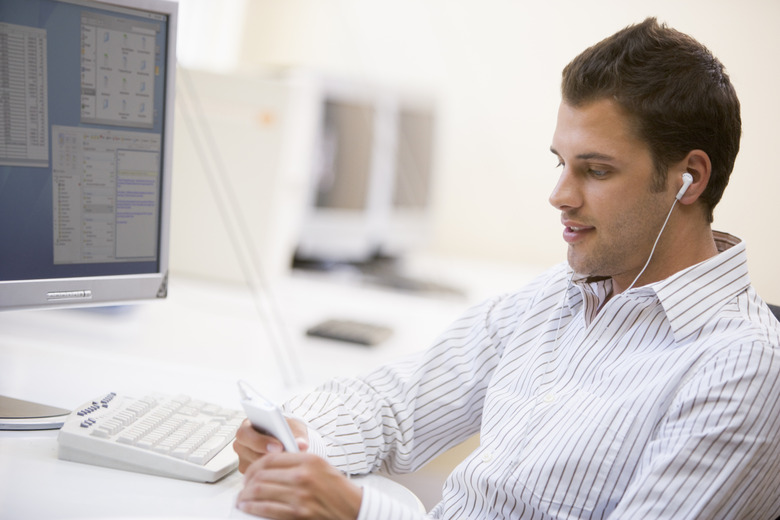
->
[[233, 417, 313, 474], [235, 418, 284, 452], [233, 439, 262, 474], [242, 451, 317, 484], [237, 453, 320, 518], [237, 453, 362, 520], [233, 419, 284, 473], [288, 417, 308, 440], [238, 477, 302, 519], [237, 498, 295, 520]]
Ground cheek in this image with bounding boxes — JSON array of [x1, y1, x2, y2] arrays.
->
[[612, 194, 671, 245], [590, 193, 651, 245], [590, 184, 658, 223], [584, 189, 622, 222]]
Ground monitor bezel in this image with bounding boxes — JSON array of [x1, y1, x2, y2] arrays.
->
[[0, 0, 178, 312]]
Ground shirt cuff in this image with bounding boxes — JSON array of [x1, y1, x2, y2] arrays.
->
[[357, 484, 426, 520], [304, 426, 329, 459]]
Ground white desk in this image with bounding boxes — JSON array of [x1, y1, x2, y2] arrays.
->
[[0, 261, 539, 518], [0, 427, 418, 519]]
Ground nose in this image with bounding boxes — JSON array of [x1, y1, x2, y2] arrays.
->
[[548, 167, 581, 210]]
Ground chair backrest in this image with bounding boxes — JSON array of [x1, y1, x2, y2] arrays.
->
[[770, 304, 780, 323], [766, 305, 779, 520]]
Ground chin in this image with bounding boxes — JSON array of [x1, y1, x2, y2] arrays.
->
[[567, 252, 589, 275], [568, 257, 606, 278]]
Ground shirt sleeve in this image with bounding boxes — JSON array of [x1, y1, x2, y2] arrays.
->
[[609, 338, 780, 519], [282, 293, 518, 476], [356, 485, 427, 520]]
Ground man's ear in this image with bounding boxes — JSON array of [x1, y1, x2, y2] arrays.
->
[[676, 149, 711, 205]]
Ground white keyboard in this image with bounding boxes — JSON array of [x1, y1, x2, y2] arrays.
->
[[57, 392, 243, 482]]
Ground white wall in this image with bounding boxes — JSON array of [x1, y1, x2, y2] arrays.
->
[[175, 0, 780, 303], [170, 68, 318, 283]]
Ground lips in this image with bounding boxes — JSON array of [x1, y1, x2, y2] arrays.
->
[[561, 219, 594, 244]]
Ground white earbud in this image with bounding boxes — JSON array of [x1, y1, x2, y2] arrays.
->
[[676, 172, 694, 201], [627, 171, 695, 291], [628, 172, 695, 291]]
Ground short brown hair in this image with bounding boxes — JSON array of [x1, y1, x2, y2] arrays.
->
[[561, 18, 741, 222]]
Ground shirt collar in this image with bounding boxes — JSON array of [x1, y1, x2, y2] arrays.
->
[[651, 231, 749, 342], [567, 231, 750, 342]]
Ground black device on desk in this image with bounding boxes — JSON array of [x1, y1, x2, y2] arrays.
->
[[307, 318, 393, 346]]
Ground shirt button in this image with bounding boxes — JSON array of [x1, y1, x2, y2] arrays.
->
[[481, 450, 493, 463], [542, 393, 557, 403]]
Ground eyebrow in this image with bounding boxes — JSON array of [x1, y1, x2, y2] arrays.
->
[[549, 147, 616, 162]]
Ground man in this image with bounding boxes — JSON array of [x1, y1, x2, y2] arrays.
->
[[234, 18, 780, 519]]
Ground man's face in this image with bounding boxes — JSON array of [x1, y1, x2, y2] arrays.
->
[[549, 98, 675, 291]]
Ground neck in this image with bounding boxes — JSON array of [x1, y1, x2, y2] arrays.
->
[[613, 216, 718, 295]]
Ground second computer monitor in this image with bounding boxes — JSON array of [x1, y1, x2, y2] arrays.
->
[[295, 78, 438, 266]]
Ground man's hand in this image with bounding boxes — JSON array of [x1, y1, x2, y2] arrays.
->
[[236, 450, 363, 520], [233, 417, 363, 519], [233, 417, 309, 474]]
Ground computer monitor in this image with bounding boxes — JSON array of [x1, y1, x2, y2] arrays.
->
[[293, 78, 437, 268], [0, 0, 177, 428], [383, 102, 436, 259]]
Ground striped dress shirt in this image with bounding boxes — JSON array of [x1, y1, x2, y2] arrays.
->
[[285, 231, 780, 519]]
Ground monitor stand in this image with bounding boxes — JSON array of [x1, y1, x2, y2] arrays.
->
[[292, 253, 464, 297], [0, 395, 71, 430]]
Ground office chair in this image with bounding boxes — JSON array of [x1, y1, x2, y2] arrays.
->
[[770, 304, 780, 323], [769, 304, 780, 520]]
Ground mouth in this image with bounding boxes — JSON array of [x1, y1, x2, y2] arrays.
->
[[562, 220, 594, 244]]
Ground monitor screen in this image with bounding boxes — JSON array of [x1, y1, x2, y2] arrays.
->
[[0, 0, 176, 311], [383, 104, 435, 258], [0, 0, 177, 429], [297, 96, 381, 263]]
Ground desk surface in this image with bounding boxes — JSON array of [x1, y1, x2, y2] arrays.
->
[[0, 426, 420, 518], [0, 261, 538, 518]]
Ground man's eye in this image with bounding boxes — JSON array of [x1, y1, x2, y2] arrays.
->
[[588, 169, 608, 178]]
